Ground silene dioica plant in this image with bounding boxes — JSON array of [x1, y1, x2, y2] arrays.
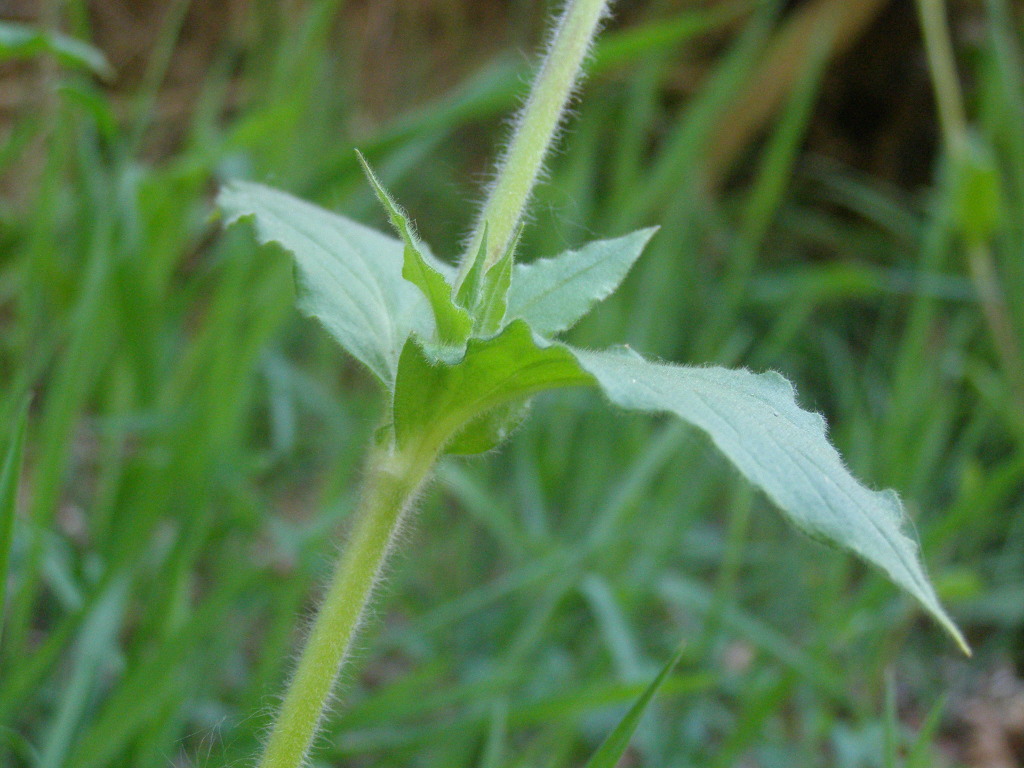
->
[[218, 0, 969, 765]]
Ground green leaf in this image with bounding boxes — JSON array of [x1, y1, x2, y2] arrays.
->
[[445, 401, 532, 456], [473, 224, 521, 335], [583, 643, 686, 768], [0, 397, 29, 649], [38, 579, 129, 768], [218, 181, 432, 386], [393, 321, 591, 454], [455, 223, 489, 312], [507, 228, 657, 336], [569, 347, 969, 653], [356, 151, 472, 345], [0, 22, 112, 78], [952, 133, 1002, 245]]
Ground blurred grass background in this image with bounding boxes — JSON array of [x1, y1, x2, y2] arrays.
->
[[1, 0, 1023, 766]]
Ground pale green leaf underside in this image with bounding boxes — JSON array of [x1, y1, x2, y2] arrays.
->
[[569, 347, 968, 653], [218, 181, 432, 386], [508, 227, 658, 336]]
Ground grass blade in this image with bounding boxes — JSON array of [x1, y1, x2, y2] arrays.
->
[[582, 642, 686, 768], [0, 397, 29, 650]]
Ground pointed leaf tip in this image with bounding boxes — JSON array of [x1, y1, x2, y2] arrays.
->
[[569, 346, 968, 652], [508, 227, 658, 336], [357, 151, 472, 346], [474, 222, 522, 335], [583, 642, 686, 768], [455, 222, 489, 312]]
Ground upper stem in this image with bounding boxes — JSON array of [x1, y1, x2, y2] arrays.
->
[[457, 0, 612, 285], [256, 439, 440, 768]]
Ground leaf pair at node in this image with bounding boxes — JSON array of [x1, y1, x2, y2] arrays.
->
[[218, 162, 969, 654]]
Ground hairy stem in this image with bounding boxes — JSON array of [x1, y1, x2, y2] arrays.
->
[[458, 0, 612, 284], [256, 438, 440, 768]]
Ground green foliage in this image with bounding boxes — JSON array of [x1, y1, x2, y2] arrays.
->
[[582, 642, 687, 768], [951, 133, 1003, 245], [357, 151, 474, 345], [454, 224, 490, 312], [224, 180, 966, 653], [507, 228, 658, 335], [8, 0, 1022, 765], [473, 229, 518, 335], [393, 321, 589, 454], [0, 21, 111, 77], [569, 348, 968, 652], [0, 399, 29, 648], [218, 181, 432, 386]]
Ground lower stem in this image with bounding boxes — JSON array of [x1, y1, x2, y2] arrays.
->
[[256, 439, 439, 768]]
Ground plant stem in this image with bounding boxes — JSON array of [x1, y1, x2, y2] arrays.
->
[[458, 0, 612, 284], [256, 438, 440, 768]]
